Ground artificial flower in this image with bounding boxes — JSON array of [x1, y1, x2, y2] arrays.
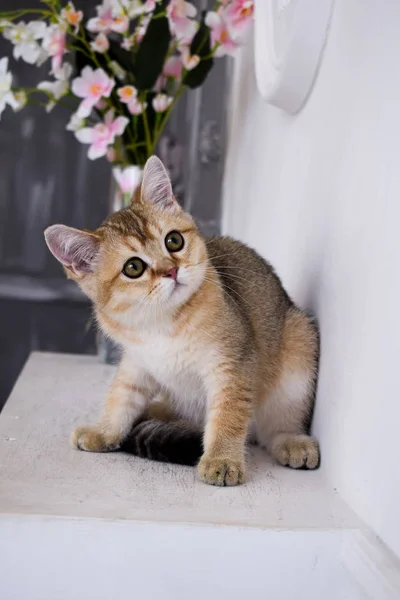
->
[[60, 2, 83, 33], [224, 0, 254, 35], [152, 93, 173, 112], [167, 0, 198, 43], [87, 0, 128, 34], [90, 32, 110, 53], [111, 15, 129, 34], [71, 66, 115, 118], [127, 98, 147, 115], [3, 21, 47, 65], [113, 165, 143, 197], [118, 85, 146, 113], [163, 55, 182, 78], [0, 57, 19, 118], [42, 24, 67, 72], [205, 11, 238, 56], [117, 85, 137, 103], [74, 109, 128, 160], [66, 111, 84, 132], [87, 0, 114, 33], [38, 63, 73, 112], [180, 47, 200, 70]]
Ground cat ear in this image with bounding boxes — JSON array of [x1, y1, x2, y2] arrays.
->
[[44, 224, 100, 277], [140, 155, 177, 210]]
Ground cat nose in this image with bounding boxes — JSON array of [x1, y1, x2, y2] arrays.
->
[[164, 266, 178, 281]]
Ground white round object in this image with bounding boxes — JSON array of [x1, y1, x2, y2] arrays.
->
[[254, 0, 335, 114]]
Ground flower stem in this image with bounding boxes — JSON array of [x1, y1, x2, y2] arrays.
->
[[142, 102, 152, 157]]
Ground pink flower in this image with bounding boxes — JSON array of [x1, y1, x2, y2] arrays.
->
[[111, 15, 129, 34], [153, 75, 166, 93], [90, 33, 110, 53], [117, 85, 137, 103], [180, 47, 200, 70], [87, 1, 114, 33], [152, 93, 173, 112], [117, 85, 146, 114], [42, 24, 67, 72], [87, 0, 128, 34], [113, 166, 143, 197], [167, 0, 198, 42], [71, 66, 115, 118], [205, 11, 238, 56], [127, 98, 147, 115], [60, 2, 83, 33], [142, 0, 158, 11], [75, 109, 129, 160], [224, 0, 254, 35], [163, 55, 182, 78]]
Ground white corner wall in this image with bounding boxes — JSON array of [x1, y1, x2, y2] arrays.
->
[[223, 0, 400, 559]]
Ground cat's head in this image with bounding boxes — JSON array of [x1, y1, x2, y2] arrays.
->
[[44, 156, 208, 323]]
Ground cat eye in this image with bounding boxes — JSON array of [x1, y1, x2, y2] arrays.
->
[[122, 257, 146, 279], [165, 231, 184, 253]]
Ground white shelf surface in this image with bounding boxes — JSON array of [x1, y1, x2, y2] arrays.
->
[[0, 353, 398, 600], [0, 352, 356, 528]]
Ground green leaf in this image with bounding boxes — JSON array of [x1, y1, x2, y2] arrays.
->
[[134, 15, 171, 90], [183, 17, 214, 89], [108, 39, 134, 75]]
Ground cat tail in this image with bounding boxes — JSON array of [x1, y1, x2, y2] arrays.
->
[[120, 419, 203, 466]]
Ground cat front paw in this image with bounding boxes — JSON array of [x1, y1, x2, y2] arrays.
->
[[197, 455, 245, 486], [71, 426, 120, 453]]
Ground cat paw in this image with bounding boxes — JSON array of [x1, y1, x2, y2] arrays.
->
[[272, 434, 320, 469], [71, 426, 120, 453], [197, 455, 245, 486]]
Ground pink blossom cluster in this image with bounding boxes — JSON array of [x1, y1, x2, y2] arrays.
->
[[0, 0, 253, 201]]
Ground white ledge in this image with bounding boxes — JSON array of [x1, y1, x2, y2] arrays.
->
[[0, 353, 399, 599], [0, 352, 355, 529]]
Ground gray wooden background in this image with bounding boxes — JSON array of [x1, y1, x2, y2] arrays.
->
[[0, 0, 229, 408]]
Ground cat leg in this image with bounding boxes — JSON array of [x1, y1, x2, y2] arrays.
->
[[71, 355, 156, 452], [256, 367, 319, 469], [257, 310, 320, 469], [198, 374, 253, 486]]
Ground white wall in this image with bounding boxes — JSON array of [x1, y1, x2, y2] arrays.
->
[[223, 0, 400, 559]]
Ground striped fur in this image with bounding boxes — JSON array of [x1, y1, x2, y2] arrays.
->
[[121, 420, 203, 466]]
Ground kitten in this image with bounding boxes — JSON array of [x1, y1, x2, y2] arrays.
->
[[44, 156, 320, 486]]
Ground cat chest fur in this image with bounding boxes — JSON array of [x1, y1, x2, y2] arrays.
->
[[130, 333, 209, 425]]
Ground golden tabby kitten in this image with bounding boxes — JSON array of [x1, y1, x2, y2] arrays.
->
[[44, 156, 320, 486]]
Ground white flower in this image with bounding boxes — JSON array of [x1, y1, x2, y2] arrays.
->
[[113, 165, 143, 197], [152, 93, 173, 112], [38, 63, 73, 112], [3, 21, 47, 65], [114, 0, 146, 18], [0, 57, 19, 119], [66, 112, 84, 132], [90, 33, 110, 54]]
